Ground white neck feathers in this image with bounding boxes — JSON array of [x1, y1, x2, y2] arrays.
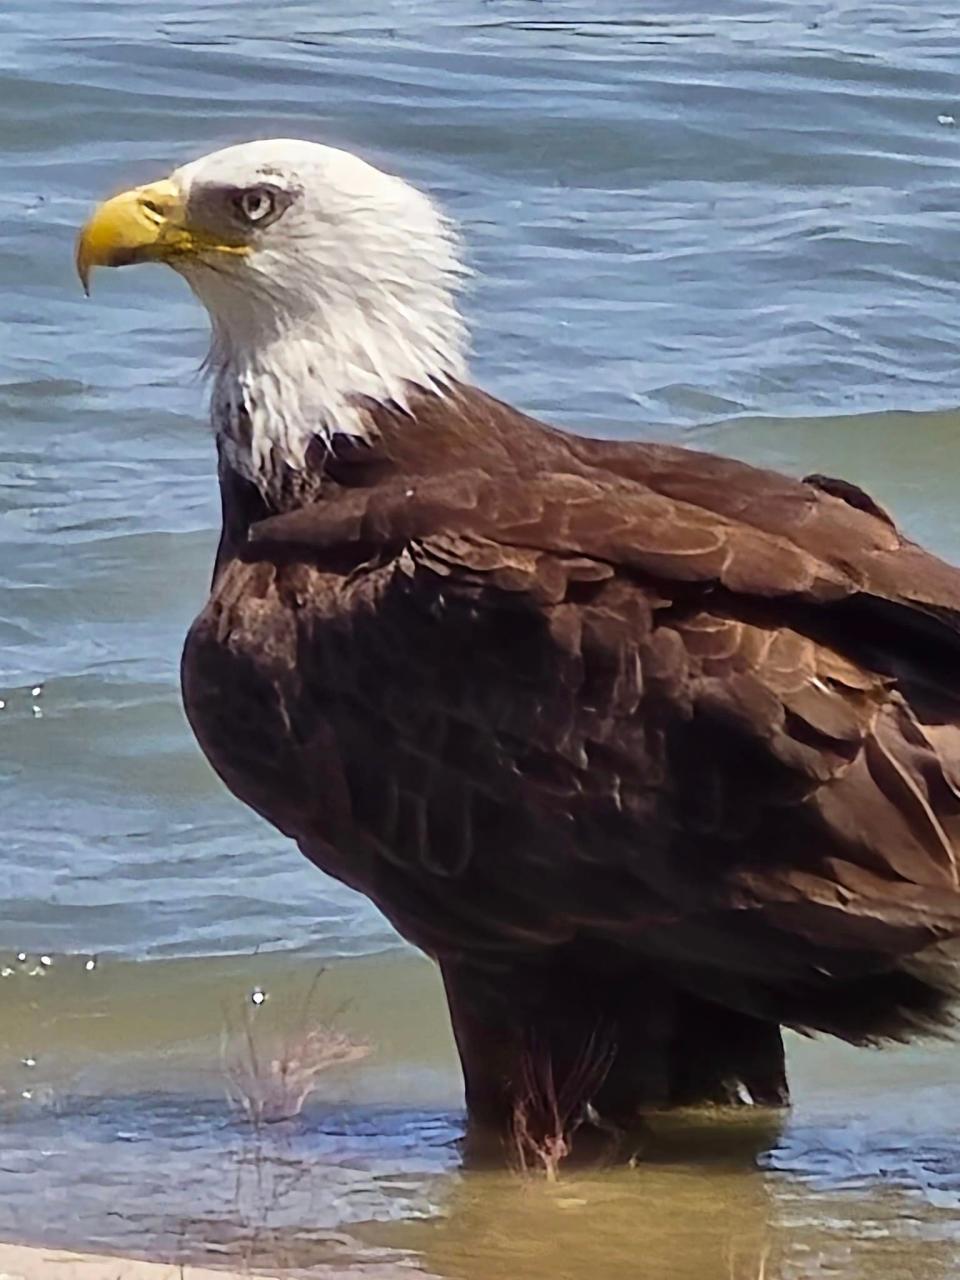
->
[[208, 304, 467, 485]]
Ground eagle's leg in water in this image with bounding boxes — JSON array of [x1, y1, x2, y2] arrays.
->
[[441, 960, 788, 1161]]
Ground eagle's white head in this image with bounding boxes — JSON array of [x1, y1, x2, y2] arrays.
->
[[77, 139, 468, 485]]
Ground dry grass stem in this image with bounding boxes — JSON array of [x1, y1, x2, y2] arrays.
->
[[222, 969, 371, 1126], [509, 1027, 616, 1180]]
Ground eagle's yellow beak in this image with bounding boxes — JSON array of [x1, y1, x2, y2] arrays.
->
[[76, 178, 249, 293]]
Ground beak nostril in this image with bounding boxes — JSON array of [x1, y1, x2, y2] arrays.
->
[[141, 199, 164, 218]]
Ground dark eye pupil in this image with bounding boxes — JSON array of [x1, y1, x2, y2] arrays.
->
[[241, 189, 273, 221]]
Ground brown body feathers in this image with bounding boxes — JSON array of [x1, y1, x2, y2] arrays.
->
[[182, 384, 960, 1135]]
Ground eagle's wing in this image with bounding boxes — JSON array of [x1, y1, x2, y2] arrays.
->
[[244, 459, 960, 1039]]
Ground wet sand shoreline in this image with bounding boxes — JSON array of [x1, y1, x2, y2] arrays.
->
[[0, 1241, 282, 1280], [0, 1240, 420, 1280]]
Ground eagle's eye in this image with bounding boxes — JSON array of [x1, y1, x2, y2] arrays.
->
[[236, 185, 279, 225]]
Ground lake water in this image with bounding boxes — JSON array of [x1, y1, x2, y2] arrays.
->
[[2, 2, 960, 1276]]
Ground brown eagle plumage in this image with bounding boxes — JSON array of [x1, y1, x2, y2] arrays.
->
[[78, 140, 960, 1150]]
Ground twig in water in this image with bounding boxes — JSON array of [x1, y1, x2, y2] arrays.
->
[[509, 1026, 616, 1180], [221, 969, 371, 1126]]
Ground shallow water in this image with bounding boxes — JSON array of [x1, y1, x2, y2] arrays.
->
[[2, 1, 960, 1275], [2, 947, 959, 1278]]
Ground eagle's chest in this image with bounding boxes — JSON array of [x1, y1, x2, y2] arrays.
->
[[184, 552, 385, 802], [182, 553, 512, 876], [180, 549, 622, 944]]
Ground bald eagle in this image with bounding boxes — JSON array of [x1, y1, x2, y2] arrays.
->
[[78, 140, 960, 1154]]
